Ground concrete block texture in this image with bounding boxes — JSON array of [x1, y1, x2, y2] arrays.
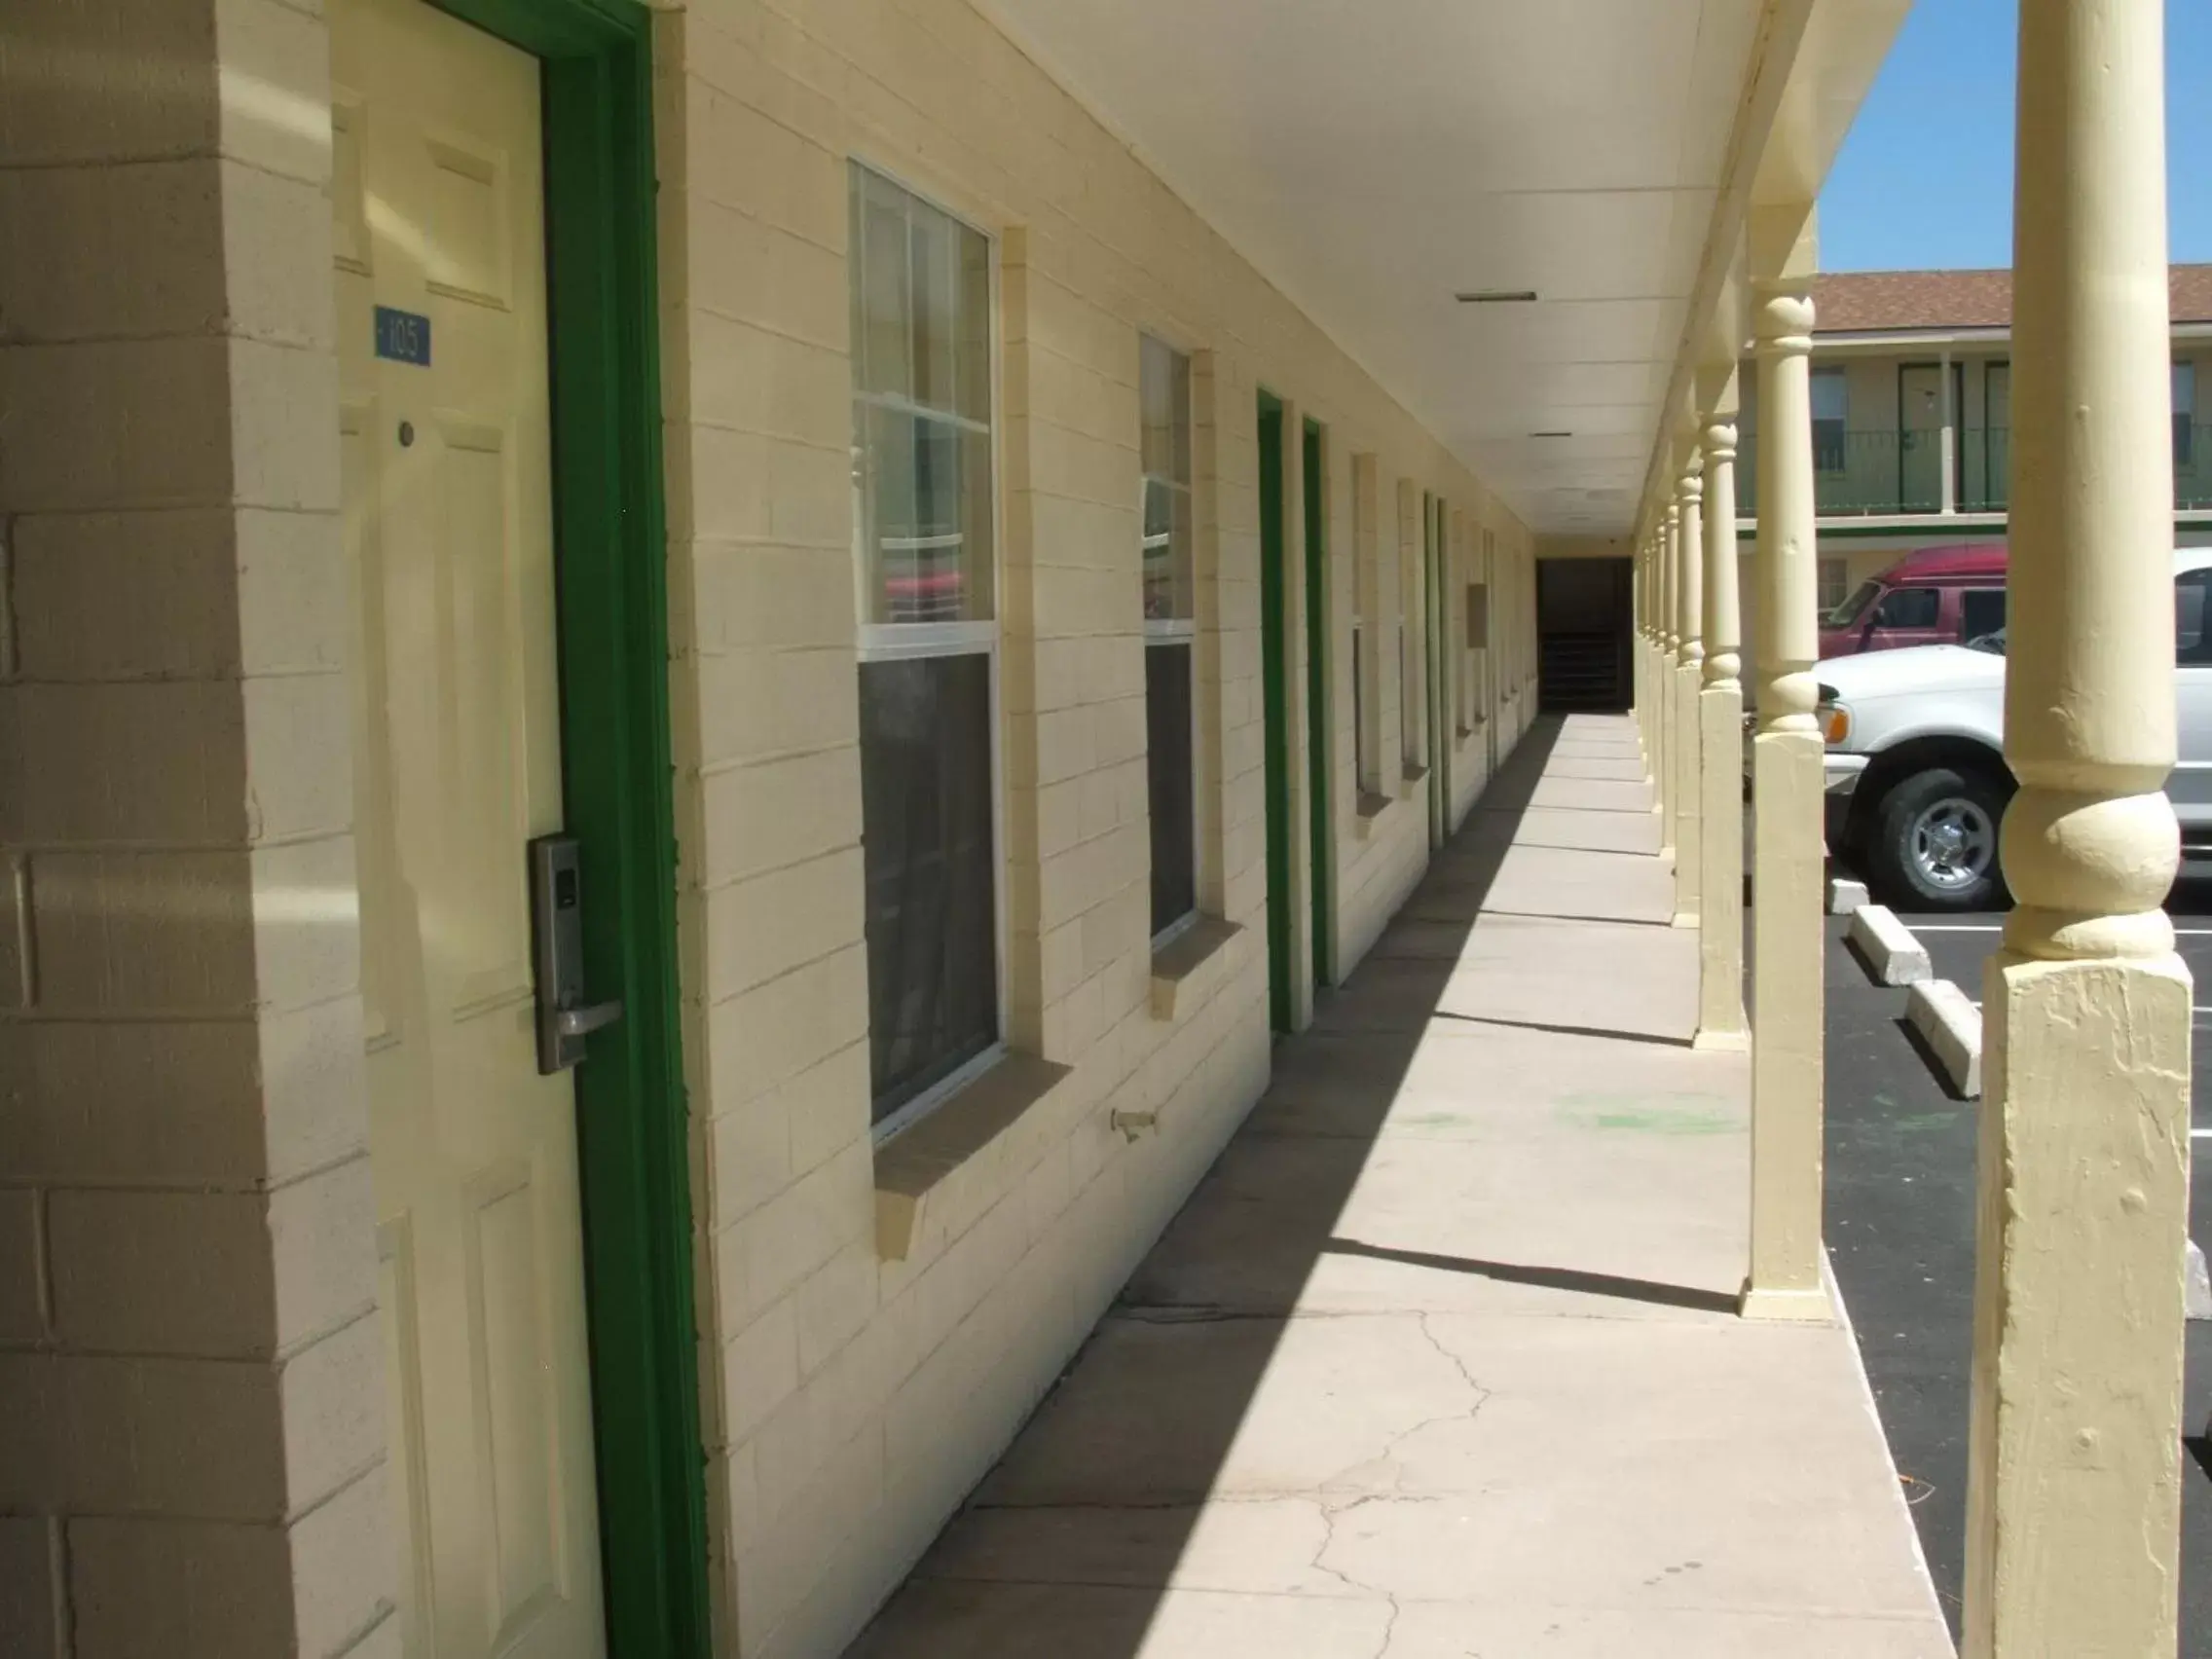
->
[[0, 0, 387, 1654], [1905, 978, 1982, 1098], [1847, 903, 1932, 986], [655, 4, 1540, 1653]]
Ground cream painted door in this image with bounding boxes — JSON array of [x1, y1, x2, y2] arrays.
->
[[333, 1, 607, 1654]]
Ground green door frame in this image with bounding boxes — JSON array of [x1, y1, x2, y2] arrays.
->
[[1302, 418, 1334, 991], [1424, 493, 1450, 849], [420, 1, 711, 1652], [1257, 392, 1294, 1032]]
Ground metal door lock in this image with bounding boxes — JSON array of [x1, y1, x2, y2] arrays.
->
[[529, 834, 623, 1074]]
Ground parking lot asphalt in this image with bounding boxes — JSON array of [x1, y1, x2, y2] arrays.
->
[[1825, 860, 2212, 1644]]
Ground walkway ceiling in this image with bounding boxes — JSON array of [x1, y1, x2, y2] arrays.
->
[[977, 0, 1897, 539]]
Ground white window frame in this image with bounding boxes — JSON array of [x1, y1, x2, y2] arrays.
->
[[848, 162, 1010, 1146], [1140, 334, 1200, 945]]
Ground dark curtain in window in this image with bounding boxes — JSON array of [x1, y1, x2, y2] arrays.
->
[[859, 653, 998, 1119], [1146, 642, 1196, 936]]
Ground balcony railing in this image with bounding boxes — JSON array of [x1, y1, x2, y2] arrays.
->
[[1738, 424, 2212, 518]]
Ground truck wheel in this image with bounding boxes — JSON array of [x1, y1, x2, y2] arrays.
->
[[1867, 765, 2009, 912]]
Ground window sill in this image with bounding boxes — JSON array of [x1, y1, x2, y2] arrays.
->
[[1353, 789, 1394, 840], [873, 1051, 1072, 1262], [1149, 914, 1241, 1021]]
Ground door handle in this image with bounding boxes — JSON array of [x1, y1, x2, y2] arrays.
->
[[554, 1000, 624, 1039], [529, 835, 625, 1074]]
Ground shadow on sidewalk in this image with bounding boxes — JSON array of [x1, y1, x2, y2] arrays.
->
[[846, 714, 1715, 1654]]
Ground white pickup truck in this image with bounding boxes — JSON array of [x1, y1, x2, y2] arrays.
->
[[1819, 546, 2212, 910]]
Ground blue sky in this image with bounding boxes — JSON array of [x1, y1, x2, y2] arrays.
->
[[1819, 0, 2212, 271]]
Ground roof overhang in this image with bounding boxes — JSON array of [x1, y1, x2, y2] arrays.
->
[[976, 0, 1912, 538]]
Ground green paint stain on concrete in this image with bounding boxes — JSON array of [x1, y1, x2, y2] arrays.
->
[[1553, 1091, 1739, 1136]]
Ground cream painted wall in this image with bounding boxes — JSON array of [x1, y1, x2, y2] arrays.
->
[[0, 0, 1544, 1653], [647, 5, 1535, 1654]]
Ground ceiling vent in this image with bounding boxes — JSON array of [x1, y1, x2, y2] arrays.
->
[[1456, 289, 1538, 303], [1530, 430, 1573, 439]]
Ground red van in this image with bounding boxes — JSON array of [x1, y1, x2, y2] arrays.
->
[[1818, 542, 2009, 659]]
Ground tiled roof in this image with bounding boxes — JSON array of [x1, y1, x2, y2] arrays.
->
[[1811, 264, 2212, 333]]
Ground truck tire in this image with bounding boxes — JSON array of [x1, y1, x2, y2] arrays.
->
[[1866, 764, 2009, 912]]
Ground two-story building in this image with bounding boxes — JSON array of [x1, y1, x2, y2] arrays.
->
[[1739, 263, 2212, 615]]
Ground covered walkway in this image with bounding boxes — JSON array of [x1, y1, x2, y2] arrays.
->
[[851, 716, 1949, 1657]]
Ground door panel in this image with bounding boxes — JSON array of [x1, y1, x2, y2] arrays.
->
[[1899, 363, 1945, 513], [334, 1, 607, 1654]]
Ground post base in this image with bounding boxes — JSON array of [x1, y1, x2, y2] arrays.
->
[[1669, 911, 1699, 929], [1692, 1025, 1750, 1052], [1738, 1279, 1834, 1323]]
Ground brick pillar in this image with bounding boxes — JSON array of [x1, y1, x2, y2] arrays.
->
[[0, 1, 390, 1654]]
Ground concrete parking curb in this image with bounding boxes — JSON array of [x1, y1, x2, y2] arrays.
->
[[1827, 876, 1870, 916], [1905, 978, 1982, 1098], [1847, 903, 1932, 986]]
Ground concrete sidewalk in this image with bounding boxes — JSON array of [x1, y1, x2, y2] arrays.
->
[[848, 714, 1951, 1658]]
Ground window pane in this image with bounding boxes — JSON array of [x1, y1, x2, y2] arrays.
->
[[1352, 625, 1368, 786], [910, 206, 956, 413], [1874, 587, 1939, 629], [1145, 642, 1196, 935], [1960, 588, 2006, 643], [1142, 479, 1194, 621], [859, 410, 993, 624], [1811, 368, 1848, 424], [1140, 336, 1191, 483], [1817, 556, 1848, 612], [859, 653, 999, 1118], [850, 166, 994, 626], [1140, 338, 1195, 623], [2177, 572, 2210, 663], [854, 176, 911, 401]]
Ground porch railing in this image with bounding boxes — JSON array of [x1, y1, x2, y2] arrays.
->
[[1738, 424, 2212, 518]]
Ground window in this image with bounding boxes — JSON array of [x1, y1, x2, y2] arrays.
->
[[1817, 556, 1849, 614], [1827, 578, 1881, 627], [1140, 335, 1197, 939], [2178, 569, 2212, 665], [849, 166, 1000, 1126], [2177, 362, 2197, 468], [1812, 366, 1849, 474], [1872, 586, 1939, 630], [1959, 588, 2007, 645]]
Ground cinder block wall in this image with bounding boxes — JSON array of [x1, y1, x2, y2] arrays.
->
[[0, 0, 391, 1655], [649, 3, 1534, 1653], [0, 1, 1541, 1656]]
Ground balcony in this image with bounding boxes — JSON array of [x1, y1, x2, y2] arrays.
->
[[1739, 424, 2212, 518]]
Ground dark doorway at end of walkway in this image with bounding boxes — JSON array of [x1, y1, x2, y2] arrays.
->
[[1537, 555, 1632, 714]]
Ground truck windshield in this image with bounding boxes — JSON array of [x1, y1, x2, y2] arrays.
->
[[1825, 580, 1880, 627]]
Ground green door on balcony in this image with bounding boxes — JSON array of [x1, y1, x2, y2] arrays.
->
[[1899, 362, 1961, 513]]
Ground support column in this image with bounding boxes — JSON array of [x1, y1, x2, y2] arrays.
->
[[1658, 504, 1680, 854], [1673, 453, 1705, 926], [1743, 205, 1830, 1322], [1635, 540, 1651, 765], [1963, 1, 2188, 1649], [1697, 405, 1748, 1048]]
